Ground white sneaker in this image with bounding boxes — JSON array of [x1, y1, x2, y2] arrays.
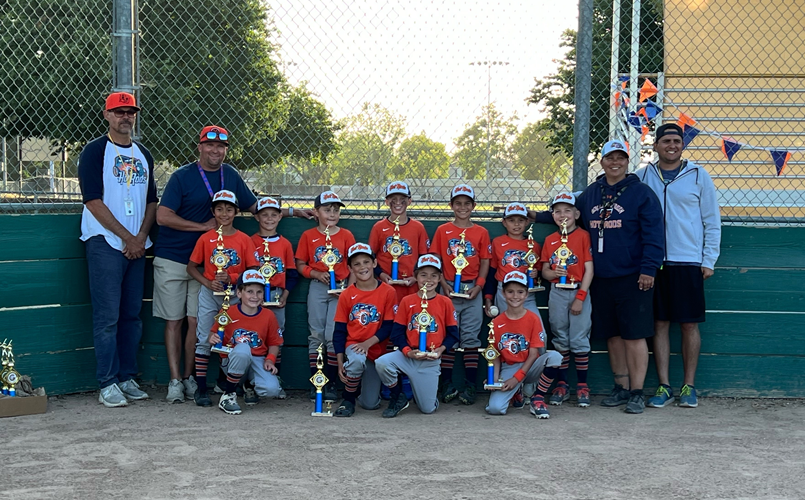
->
[[167, 379, 185, 403], [119, 379, 149, 401], [182, 376, 198, 399], [99, 383, 129, 408]]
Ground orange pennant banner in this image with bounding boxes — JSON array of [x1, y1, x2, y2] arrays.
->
[[639, 79, 658, 102]]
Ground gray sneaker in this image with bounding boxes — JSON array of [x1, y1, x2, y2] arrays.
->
[[276, 388, 287, 400], [625, 392, 645, 414], [166, 379, 185, 403], [99, 383, 129, 408], [182, 376, 198, 399], [218, 392, 242, 415], [119, 379, 149, 401], [600, 384, 630, 407], [244, 387, 259, 406]]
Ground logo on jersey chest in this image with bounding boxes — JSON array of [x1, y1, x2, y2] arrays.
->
[[350, 303, 381, 326], [498, 333, 529, 355], [502, 249, 526, 268], [232, 328, 263, 348], [113, 155, 148, 185]]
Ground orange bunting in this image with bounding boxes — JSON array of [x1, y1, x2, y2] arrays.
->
[[639, 80, 658, 102], [641, 125, 649, 142], [677, 112, 697, 128]]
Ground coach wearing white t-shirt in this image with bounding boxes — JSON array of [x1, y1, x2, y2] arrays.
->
[[78, 92, 158, 408]]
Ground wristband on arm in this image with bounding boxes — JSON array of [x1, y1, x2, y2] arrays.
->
[[575, 290, 588, 301], [513, 369, 526, 382], [301, 265, 312, 278], [266, 353, 277, 363]]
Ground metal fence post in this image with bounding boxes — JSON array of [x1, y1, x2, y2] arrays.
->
[[573, 0, 594, 192], [112, 0, 139, 135]]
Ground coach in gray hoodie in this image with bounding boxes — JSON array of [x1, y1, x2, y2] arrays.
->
[[635, 123, 721, 410]]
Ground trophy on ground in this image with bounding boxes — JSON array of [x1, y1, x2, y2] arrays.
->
[[259, 239, 281, 306], [554, 219, 577, 289], [386, 217, 407, 285], [211, 225, 230, 296], [450, 230, 471, 299], [211, 285, 234, 355], [414, 285, 439, 359], [524, 225, 545, 293], [322, 226, 345, 295], [310, 344, 333, 417], [1, 339, 20, 397], [481, 323, 503, 390]]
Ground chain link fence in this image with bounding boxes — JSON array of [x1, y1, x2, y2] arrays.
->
[[1, 0, 803, 222]]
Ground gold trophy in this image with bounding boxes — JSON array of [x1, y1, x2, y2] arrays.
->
[[524, 225, 545, 293], [310, 344, 333, 417], [482, 323, 503, 390], [211, 225, 231, 296], [259, 240, 281, 306], [554, 219, 577, 289], [211, 285, 234, 354], [450, 230, 471, 298], [414, 285, 439, 359], [321, 226, 344, 295], [386, 217, 407, 285], [1, 339, 21, 397]]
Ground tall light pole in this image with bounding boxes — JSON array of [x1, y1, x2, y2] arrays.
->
[[470, 61, 509, 181]]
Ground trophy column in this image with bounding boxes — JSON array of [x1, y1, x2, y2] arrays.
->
[[310, 344, 333, 417]]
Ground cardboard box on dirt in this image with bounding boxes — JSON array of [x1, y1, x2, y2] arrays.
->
[[0, 388, 47, 418]]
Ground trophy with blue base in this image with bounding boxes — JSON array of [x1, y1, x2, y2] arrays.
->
[[482, 323, 503, 390], [211, 226, 230, 296], [555, 219, 577, 289], [525, 225, 545, 293], [1, 339, 20, 397], [211, 285, 234, 355], [322, 226, 345, 295], [259, 240, 281, 306], [310, 344, 333, 417], [414, 285, 439, 359], [387, 217, 407, 285], [450, 231, 471, 299]]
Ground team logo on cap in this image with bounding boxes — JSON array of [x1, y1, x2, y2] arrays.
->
[[504, 203, 527, 218], [241, 269, 265, 285], [611, 141, 624, 149], [556, 193, 572, 201], [503, 270, 528, 286], [348, 243, 372, 258], [322, 191, 340, 201], [257, 197, 280, 211], [212, 190, 237, 204], [551, 192, 576, 207], [451, 184, 474, 199], [417, 254, 441, 269], [386, 181, 410, 196]]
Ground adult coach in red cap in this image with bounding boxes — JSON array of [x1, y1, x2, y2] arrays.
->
[[79, 92, 158, 407]]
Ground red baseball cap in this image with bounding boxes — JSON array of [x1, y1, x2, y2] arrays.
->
[[105, 92, 140, 111], [199, 125, 230, 146]]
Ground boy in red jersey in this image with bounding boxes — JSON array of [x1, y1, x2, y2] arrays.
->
[[484, 202, 541, 317], [430, 184, 491, 405], [187, 190, 259, 407], [295, 191, 356, 402], [333, 243, 398, 417], [485, 271, 562, 418], [375, 254, 459, 418], [540, 192, 594, 408], [207, 270, 284, 415]]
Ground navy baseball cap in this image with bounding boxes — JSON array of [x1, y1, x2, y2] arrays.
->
[[655, 123, 684, 140]]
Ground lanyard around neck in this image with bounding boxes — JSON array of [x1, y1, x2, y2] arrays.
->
[[197, 162, 224, 198]]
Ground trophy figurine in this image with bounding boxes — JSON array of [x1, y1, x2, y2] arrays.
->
[[482, 324, 503, 390], [211, 225, 231, 296], [259, 240, 281, 306], [1, 339, 10, 396], [450, 230, 471, 299], [554, 219, 577, 289], [524, 225, 545, 293], [1, 340, 20, 397], [321, 226, 344, 295], [310, 344, 333, 417], [387, 217, 407, 285], [211, 285, 234, 354], [414, 285, 439, 359]]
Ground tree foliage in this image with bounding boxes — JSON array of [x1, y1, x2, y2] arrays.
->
[[452, 104, 518, 180], [389, 133, 450, 187], [511, 122, 569, 187]]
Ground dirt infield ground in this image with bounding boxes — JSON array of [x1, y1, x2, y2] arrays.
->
[[2, 389, 804, 500]]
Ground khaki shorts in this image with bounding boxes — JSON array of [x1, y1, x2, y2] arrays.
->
[[152, 257, 201, 320]]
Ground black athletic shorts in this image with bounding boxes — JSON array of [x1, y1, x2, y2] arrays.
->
[[653, 264, 706, 323], [591, 273, 655, 340]]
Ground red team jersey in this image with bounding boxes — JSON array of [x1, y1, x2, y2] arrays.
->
[[394, 293, 458, 350], [295, 226, 356, 281], [210, 304, 284, 358], [369, 217, 430, 301], [492, 310, 546, 364], [430, 222, 492, 281], [334, 282, 398, 360], [189, 229, 259, 283], [539, 228, 593, 285], [251, 233, 295, 289], [490, 234, 541, 281]]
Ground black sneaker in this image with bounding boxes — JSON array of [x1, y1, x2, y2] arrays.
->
[[600, 384, 630, 407], [382, 394, 410, 418], [334, 400, 356, 417], [324, 383, 338, 403], [458, 383, 477, 405], [193, 389, 212, 407], [440, 382, 459, 403], [625, 392, 645, 414]]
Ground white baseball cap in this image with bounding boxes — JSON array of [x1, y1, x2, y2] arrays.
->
[[211, 190, 238, 206], [450, 184, 475, 201], [385, 181, 411, 197], [503, 270, 528, 286], [503, 202, 528, 219], [601, 140, 629, 158], [238, 269, 266, 287], [347, 242, 373, 259], [314, 190, 345, 209], [256, 196, 281, 212], [551, 192, 576, 208], [415, 254, 442, 271]]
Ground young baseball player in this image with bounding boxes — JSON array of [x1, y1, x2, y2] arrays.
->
[[295, 190, 356, 402], [430, 184, 491, 405], [375, 254, 459, 418], [540, 192, 594, 407], [186, 189, 259, 407], [484, 202, 541, 317], [207, 269, 284, 415], [333, 243, 398, 417], [485, 271, 563, 418]]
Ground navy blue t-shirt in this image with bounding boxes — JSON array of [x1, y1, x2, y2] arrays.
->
[[154, 162, 258, 263]]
